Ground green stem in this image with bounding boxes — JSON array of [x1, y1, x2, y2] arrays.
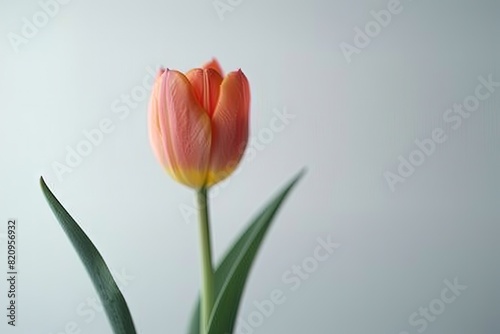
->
[[197, 187, 214, 334]]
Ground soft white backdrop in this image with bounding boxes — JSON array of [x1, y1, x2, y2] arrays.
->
[[1, 0, 499, 333]]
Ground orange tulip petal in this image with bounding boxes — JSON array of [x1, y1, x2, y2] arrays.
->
[[148, 69, 174, 171], [186, 68, 223, 117], [207, 69, 250, 185], [159, 70, 212, 187], [202, 58, 224, 77]]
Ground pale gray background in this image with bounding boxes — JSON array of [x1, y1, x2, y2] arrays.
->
[[1, 0, 499, 333]]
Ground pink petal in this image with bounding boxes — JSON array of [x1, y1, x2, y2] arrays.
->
[[148, 69, 173, 171], [202, 58, 224, 77], [159, 70, 212, 188], [186, 68, 223, 117], [207, 69, 250, 186]]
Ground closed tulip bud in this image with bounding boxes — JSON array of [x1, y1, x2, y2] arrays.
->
[[148, 58, 250, 188]]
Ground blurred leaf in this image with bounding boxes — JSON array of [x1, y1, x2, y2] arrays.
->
[[40, 177, 137, 334], [188, 170, 305, 334]]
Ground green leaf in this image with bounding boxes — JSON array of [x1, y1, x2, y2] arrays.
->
[[188, 170, 305, 334], [40, 177, 137, 334]]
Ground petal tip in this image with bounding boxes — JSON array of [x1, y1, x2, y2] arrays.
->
[[203, 58, 224, 76]]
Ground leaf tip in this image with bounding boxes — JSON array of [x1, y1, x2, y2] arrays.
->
[[297, 167, 307, 178], [292, 167, 307, 186], [39, 176, 49, 193]]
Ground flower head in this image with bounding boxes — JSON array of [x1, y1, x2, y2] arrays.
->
[[149, 58, 250, 188]]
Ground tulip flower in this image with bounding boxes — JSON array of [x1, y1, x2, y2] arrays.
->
[[148, 58, 251, 333], [148, 58, 250, 189]]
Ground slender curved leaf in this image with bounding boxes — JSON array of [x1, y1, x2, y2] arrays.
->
[[187, 212, 261, 334], [40, 177, 137, 334], [188, 170, 305, 334]]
